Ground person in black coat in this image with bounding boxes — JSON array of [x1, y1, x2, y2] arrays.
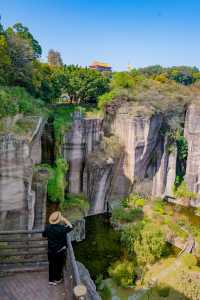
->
[[43, 211, 73, 285]]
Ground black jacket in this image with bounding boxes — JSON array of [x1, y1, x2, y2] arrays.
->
[[43, 224, 73, 254]]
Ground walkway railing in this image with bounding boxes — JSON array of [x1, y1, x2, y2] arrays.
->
[[0, 229, 87, 299], [65, 235, 87, 299]]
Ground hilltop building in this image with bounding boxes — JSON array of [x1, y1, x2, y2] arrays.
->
[[89, 61, 112, 72]]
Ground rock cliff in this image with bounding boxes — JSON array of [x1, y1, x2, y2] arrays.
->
[[62, 113, 103, 194], [63, 103, 180, 213], [0, 116, 47, 230], [185, 103, 200, 204]]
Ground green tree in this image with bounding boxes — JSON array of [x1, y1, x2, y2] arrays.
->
[[12, 22, 42, 58], [61, 65, 110, 103], [6, 32, 34, 86], [0, 34, 11, 85]]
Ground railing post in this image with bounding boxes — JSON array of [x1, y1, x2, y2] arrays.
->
[[73, 285, 87, 299]]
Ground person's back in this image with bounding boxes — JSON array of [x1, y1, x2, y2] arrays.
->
[[44, 223, 72, 253], [43, 211, 73, 285]]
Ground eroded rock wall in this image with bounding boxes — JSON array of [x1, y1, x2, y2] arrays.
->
[[83, 157, 115, 214], [185, 104, 200, 203], [152, 137, 177, 197], [0, 117, 46, 230], [62, 113, 103, 194]]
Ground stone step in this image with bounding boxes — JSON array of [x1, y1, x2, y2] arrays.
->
[[0, 261, 48, 277]]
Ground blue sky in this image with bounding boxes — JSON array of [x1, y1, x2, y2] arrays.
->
[[1, 0, 200, 70]]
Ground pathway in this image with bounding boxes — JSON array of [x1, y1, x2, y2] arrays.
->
[[0, 271, 66, 300]]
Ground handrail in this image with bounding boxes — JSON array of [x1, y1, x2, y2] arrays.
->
[[67, 235, 81, 286], [66, 235, 87, 299]]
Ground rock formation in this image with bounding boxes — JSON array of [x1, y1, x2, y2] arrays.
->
[[0, 116, 47, 230], [185, 104, 200, 204], [62, 112, 103, 194], [152, 137, 177, 197]]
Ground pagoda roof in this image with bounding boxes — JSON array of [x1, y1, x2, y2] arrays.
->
[[90, 61, 111, 68]]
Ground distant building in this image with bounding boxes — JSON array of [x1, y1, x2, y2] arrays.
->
[[89, 61, 112, 72]]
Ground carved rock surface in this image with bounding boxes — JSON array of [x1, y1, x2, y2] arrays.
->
[[0, 117, 45, 230]]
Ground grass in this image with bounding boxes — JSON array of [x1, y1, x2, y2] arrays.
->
[[173, 181, 197, 200]]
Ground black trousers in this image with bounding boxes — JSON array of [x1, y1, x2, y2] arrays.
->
[[48, 250, 65, 282]]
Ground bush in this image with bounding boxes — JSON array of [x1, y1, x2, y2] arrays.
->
[[157, 285, 170, 297], [180, 253, 197, 268], [99, 284, 112, 300], [53, 105, 76, 156], [122, 193, 146, 208], [134, 223, 167, 266], [61, 194, 89, 213], [173, 181, 197, 200], [153, 199, 165, 214], [121, 222, 144, 256], [47, 158, 68, 203], [112, 206, 143, 223], [0, 86, 44, 118], [108, 260, 136, 288]]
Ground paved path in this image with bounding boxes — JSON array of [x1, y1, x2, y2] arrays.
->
[[0, 271, 66, 300]]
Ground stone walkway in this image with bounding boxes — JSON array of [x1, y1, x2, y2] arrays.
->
[[0, 271, 66, 300]]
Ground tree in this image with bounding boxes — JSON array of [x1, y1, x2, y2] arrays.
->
[[139, 65, 165, 77], [61, 65, 110, 103], [0, 34, 11, 85], [30, 62, 63, 102], [48, 49, 63, 67], [12, 22, 42, 58], [6, 32, 34, 86]]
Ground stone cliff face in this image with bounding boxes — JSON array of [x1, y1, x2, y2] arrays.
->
[[152, 137, 177, 197], [0, 117, 47, 230], [185, 104, 200, 204], [83, 156, 115, 214], [62, 113, 103, 194], [63, 104, 180, 213]]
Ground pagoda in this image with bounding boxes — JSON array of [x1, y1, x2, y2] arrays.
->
[[89, 61, 112, 72]]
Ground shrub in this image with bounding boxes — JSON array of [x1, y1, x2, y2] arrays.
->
[[111, 206, 143, 223], [99, 284, 112, 300], [0, 86, 44, 118], [108, 260, 136, 288], [195, 207, 200, 216], [122, 193, 146, 208], [180, 253, 197, 268], [173, 181, 197, 200], [47, 158, 68, 203], [153, 199, 165, 214], [121, 222, 144, 256], [134, 223, 167, 266], [53, 105, 76, 156], [157, 285, 170, 297], [61, 194, 89, 213]]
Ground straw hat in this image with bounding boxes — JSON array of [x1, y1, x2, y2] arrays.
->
[[49, 211, 62, 224]]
